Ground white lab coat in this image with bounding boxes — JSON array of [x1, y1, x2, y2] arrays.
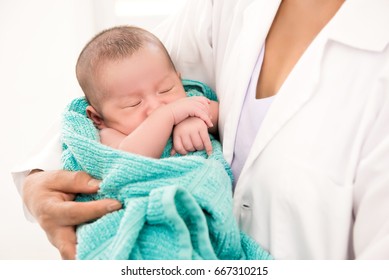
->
[[12, 0, 389, 259], [154, 0, 389, 259]]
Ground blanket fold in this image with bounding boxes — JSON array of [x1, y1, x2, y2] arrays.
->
[[61, 79, 272, 260]]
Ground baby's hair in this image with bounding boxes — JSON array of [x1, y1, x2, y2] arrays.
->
[[76, 25, 175, 109]]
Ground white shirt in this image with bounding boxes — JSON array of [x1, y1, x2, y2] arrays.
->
[[231, 47, 275, 185], [12, 0, 389, 259]]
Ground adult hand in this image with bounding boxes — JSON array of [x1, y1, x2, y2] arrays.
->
[[22, 169, 122, 259]]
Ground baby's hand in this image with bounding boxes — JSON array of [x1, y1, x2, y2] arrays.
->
[[171, 117, 212, 156], [166, 96, 213, 127]]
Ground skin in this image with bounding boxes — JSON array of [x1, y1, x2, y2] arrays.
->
[[257, 0, 345, 98], [22, 0, 345, 259], [86, 44, 216, 158], [22, 169, 121, 259]]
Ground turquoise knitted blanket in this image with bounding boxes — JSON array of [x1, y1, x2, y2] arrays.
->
[[61, 79, 272, 260]]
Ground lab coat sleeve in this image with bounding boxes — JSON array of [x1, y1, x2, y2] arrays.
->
[[11, 0, 216, 221], [11, 119, 63, 221], [353, 63, 389, 259], [153, 0, 215, 89]]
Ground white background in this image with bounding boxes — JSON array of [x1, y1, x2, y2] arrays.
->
[[0, 0, 186, 260]]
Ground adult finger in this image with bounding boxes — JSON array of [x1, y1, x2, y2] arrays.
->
[[46, 170, 102, 194], [51, 199, 122, 226], [52, 226, 77, 260]]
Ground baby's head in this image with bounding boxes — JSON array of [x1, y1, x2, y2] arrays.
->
[[76, 25, 176, 111], [76, 25, 185, 135]]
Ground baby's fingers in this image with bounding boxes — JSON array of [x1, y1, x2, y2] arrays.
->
[[170, 148, 177, 156], [194, 110, 213, 127], [199, 129, 213, 155], [172, 135, 188, 155]]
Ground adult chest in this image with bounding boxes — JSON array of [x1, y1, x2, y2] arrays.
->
[[256, 0, 345, 99], [233, 40, 387, 259]]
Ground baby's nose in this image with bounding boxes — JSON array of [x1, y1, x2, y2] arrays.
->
[[146, 98, 163, 116]]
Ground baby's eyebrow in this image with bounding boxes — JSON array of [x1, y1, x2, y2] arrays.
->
[[156, 73, 172, 85]]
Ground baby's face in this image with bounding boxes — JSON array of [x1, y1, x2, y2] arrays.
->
[[95, 45, 186, 135]]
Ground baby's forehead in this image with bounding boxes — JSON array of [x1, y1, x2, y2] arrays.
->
[[96, 46, 173, 75], [95, 42, 162, 64]]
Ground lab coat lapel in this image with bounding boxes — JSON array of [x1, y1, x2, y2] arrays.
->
[[240, 14, 331, 176], [220, 0, 281, 163], [240, 0, 389, 177]]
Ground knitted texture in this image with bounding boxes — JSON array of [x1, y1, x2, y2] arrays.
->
[[61, 79, 272, 260]]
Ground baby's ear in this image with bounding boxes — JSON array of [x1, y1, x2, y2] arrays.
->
[[86, 105, 105, 129]]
